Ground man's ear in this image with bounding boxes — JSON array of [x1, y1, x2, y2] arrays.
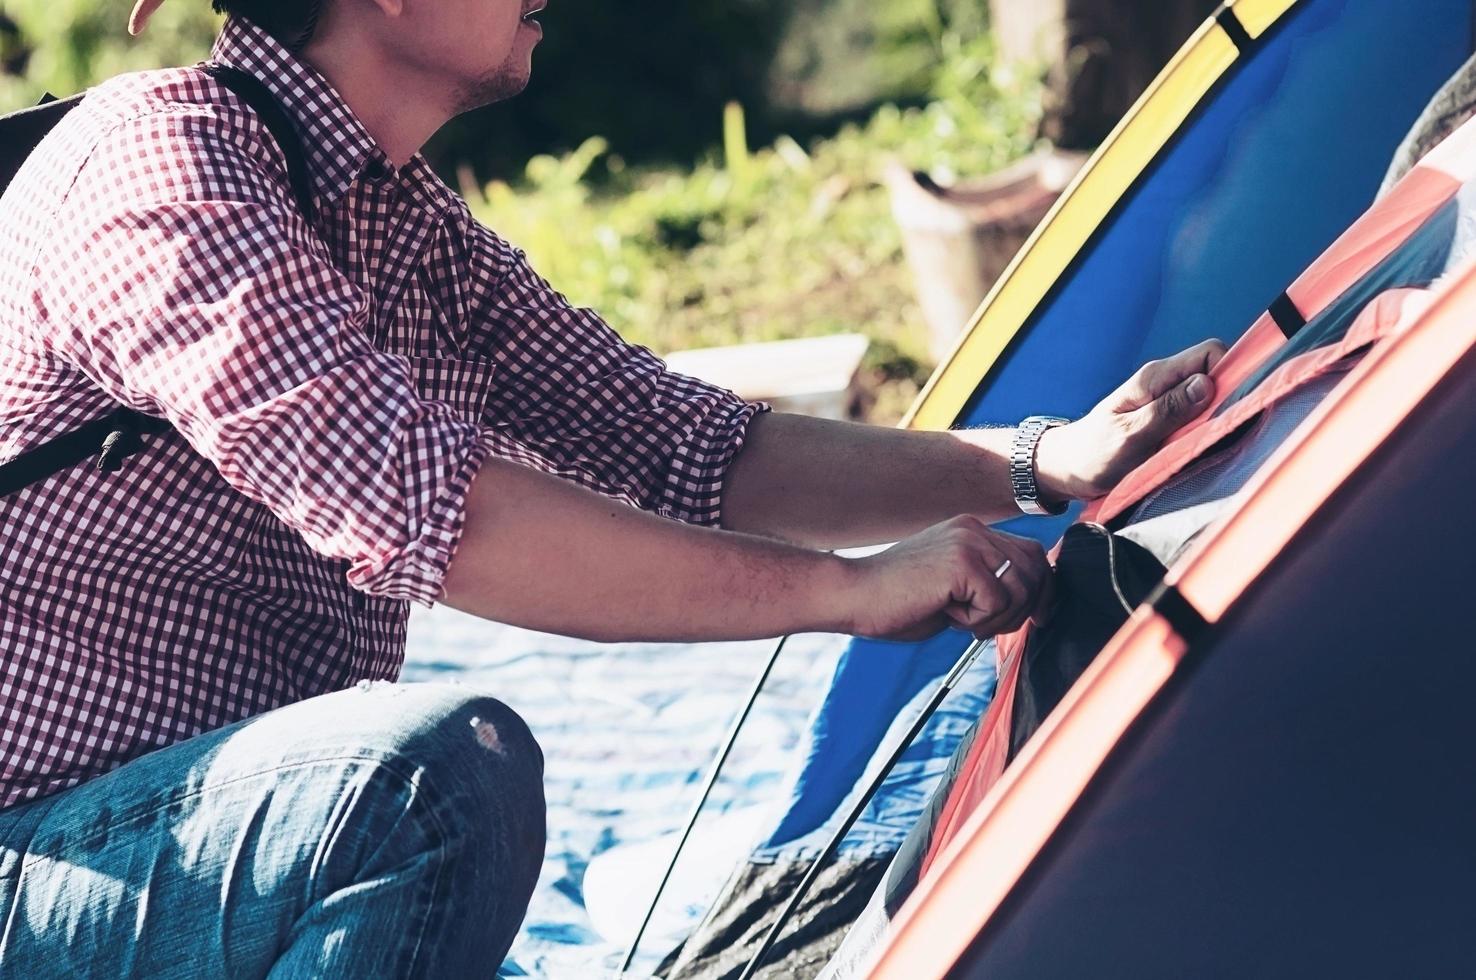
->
[[128, 0, 167, 35], [365, 0, 405, 18]]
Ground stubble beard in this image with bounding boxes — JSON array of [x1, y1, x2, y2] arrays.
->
[[453, 61, 531, 114]]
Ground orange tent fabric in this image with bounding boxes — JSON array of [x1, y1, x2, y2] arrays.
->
[[912, 119, 1476, 879], [871, 206, 1476, 980]]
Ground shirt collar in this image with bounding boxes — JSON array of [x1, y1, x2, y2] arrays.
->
[[210, 16, 448, 212]]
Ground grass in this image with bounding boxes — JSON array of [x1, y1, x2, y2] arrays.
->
[[465, 32, 1045, 424]]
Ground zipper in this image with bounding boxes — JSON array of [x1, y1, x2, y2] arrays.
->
[[1077, 522, 1136, 616]]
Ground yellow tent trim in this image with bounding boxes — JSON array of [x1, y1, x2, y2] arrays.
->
[[1235, 0, 1301, 37], [901, 0, 1301, 433]]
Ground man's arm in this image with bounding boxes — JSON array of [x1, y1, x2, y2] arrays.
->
[[440, 455, 1053, 644], [720, 414, 1020, 549], [440, 457, 848, 642], [720, 341, 1227, 550], [445, 229, 1059, 642]]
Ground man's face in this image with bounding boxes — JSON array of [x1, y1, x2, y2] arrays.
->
[[378, 0, 547, 112]]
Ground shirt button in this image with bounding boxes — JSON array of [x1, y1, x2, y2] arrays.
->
[[362, 158, 391, 182]]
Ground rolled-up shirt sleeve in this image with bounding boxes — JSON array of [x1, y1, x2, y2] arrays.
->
[[34, 111, 484, 605], [464, 222, 770, 526]]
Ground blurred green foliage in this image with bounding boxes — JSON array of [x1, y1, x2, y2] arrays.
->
[[0, 0, 220, 107], [1, 0, 1003, 178], [475, 30, 1043, 421], [770, 0, 989, 114]]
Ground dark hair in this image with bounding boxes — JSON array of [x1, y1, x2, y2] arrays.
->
[[212, 0, 325, 51]]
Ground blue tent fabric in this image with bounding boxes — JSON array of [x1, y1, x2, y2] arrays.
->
[[826, 161, 1476, 979], [758, 0, 1474, 874], [968, 0, 1474, 423], [666, 2, 1476, 977], [754, 632, 994, 860]]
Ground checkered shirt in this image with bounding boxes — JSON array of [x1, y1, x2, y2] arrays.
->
[[0, 17, 766, 808]]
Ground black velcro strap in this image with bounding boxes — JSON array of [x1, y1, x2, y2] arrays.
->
[[1146, 582, 1212, 647], [1216, 6, 1253, 52], [1268, 291, 1307, 338], [0, 93, 84, 197], [0, 408, 171, 499], [200, 63, 317, 224]]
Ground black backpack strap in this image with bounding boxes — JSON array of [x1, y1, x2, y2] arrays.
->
[[0, 93, 85, 198], [200, 62, 317, 223], [0, 67, 316, 501], [0, 408, 172, 498]]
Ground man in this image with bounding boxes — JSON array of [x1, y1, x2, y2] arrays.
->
[[0, 0, 1224, 974]]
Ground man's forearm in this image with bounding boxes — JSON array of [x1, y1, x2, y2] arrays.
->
[[440, 457, 855, 642], [721, 412, 1047, 549], [720, 341, 1227, 550]]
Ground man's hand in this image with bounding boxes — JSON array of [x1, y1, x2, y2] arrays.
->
[[842, 516, 1052, 642], [1035, 338, 1228, 502]]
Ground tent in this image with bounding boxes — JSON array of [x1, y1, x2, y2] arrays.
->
[[828, 74, 1476, 976], [661, 1, 1476, 976], [866, 189, 1476, 980]]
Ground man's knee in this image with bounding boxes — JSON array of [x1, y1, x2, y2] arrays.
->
[[395, 684, 541, 780], [329, 683, 546, 858], [447, 694, 546, 859], [377, 686, 547, 957], [345, 685, 547, 934], [371, 684, 544, 805], [459, 693, 546, 778]]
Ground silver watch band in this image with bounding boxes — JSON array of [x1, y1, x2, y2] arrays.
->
[[1010, 416, 1071, 516]]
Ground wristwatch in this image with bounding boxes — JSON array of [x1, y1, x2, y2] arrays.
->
[[1010, 416, 1071, 516]]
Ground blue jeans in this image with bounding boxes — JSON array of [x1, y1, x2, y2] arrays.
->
[[0, 682, 546, 978]]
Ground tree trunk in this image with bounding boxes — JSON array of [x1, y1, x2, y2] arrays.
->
[[991, 0, 1222, 150]]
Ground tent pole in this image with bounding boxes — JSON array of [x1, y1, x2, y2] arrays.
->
[[736, 634, 992, 980], [613, 633, 792, 978]]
